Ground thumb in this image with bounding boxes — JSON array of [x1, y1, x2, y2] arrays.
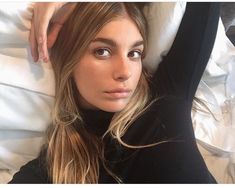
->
[[47, 22, 63, 48]]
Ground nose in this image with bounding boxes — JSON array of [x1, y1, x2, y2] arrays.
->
[[113, 57, 131, 82]]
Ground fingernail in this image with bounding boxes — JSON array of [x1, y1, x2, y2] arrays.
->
[[43, 57, 48, 63], [39, 52, 44, 61], [32, 55, 37, 62]]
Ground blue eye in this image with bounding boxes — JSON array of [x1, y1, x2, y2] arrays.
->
[[94, 48, 111, 58], [128, 50, 142, 60]]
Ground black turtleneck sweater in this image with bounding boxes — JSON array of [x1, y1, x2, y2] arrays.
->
[[9, 3, 219, 184]]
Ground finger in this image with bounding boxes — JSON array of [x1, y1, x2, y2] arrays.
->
[[29, 18, 39, 62], [38, 35, 49, 63], [34, 4, 55, 62], [36, 16, 49, 62], [47, 22, 63, 48], [52, 3, 76, 25], [46, 3, 76, 49]]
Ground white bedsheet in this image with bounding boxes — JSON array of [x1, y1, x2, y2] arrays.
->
[[192, 17, 235, 183], [0, 2, 54, 183]]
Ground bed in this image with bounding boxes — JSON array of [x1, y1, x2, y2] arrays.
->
[[0, 2, 234, 183]]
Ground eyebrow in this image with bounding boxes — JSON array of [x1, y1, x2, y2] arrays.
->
[[91, 37, 144, 48]]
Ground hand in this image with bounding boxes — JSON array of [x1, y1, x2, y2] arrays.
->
[[29, 2, 76, 62]]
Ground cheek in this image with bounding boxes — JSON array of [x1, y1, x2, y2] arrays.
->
[[73, 63, 98, 92], [73, 59, 108, 97], [132, 63, 142, 87]]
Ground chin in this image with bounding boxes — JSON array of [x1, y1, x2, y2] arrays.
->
[[98, 101, 128, 112]]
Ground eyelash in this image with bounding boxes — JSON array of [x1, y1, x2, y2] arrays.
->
[[93, 48, 143, 60], [128, 50, 143, 59], [93, 48, 111, 58]]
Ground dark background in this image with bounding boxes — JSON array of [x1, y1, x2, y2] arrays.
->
[[221, 2, 235, 46]]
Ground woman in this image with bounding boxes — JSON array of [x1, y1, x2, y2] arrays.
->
[[9, 2, 219, 183]]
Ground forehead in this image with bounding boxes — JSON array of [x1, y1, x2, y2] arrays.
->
[[94, 16, 143, 43]]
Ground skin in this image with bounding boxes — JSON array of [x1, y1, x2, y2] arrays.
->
[[30, 2, 75, 62], [73, 16, 144, 112]]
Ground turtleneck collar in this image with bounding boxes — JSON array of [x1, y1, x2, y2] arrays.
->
[[80, 109, 114, 137]]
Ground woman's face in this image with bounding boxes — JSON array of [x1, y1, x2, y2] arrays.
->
[[73, 16, 144, 112]]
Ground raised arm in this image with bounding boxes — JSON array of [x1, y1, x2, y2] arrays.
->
[[151, 3, 220, 102]]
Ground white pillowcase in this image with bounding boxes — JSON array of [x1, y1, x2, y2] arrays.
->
[[143, 2, 186, 73]]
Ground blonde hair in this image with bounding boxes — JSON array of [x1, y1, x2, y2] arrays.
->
[[46, 2, 150, 183]]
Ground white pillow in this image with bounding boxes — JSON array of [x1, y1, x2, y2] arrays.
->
[[0, 2, 54, 183], [143, 2, 186, 73]]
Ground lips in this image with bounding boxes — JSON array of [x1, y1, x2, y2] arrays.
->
[[104, 88, 132, 99]]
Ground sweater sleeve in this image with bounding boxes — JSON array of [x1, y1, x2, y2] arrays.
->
[[8, 158, 49, 184], [125, 139, 217, 183], [151, 3, 219, 102]]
